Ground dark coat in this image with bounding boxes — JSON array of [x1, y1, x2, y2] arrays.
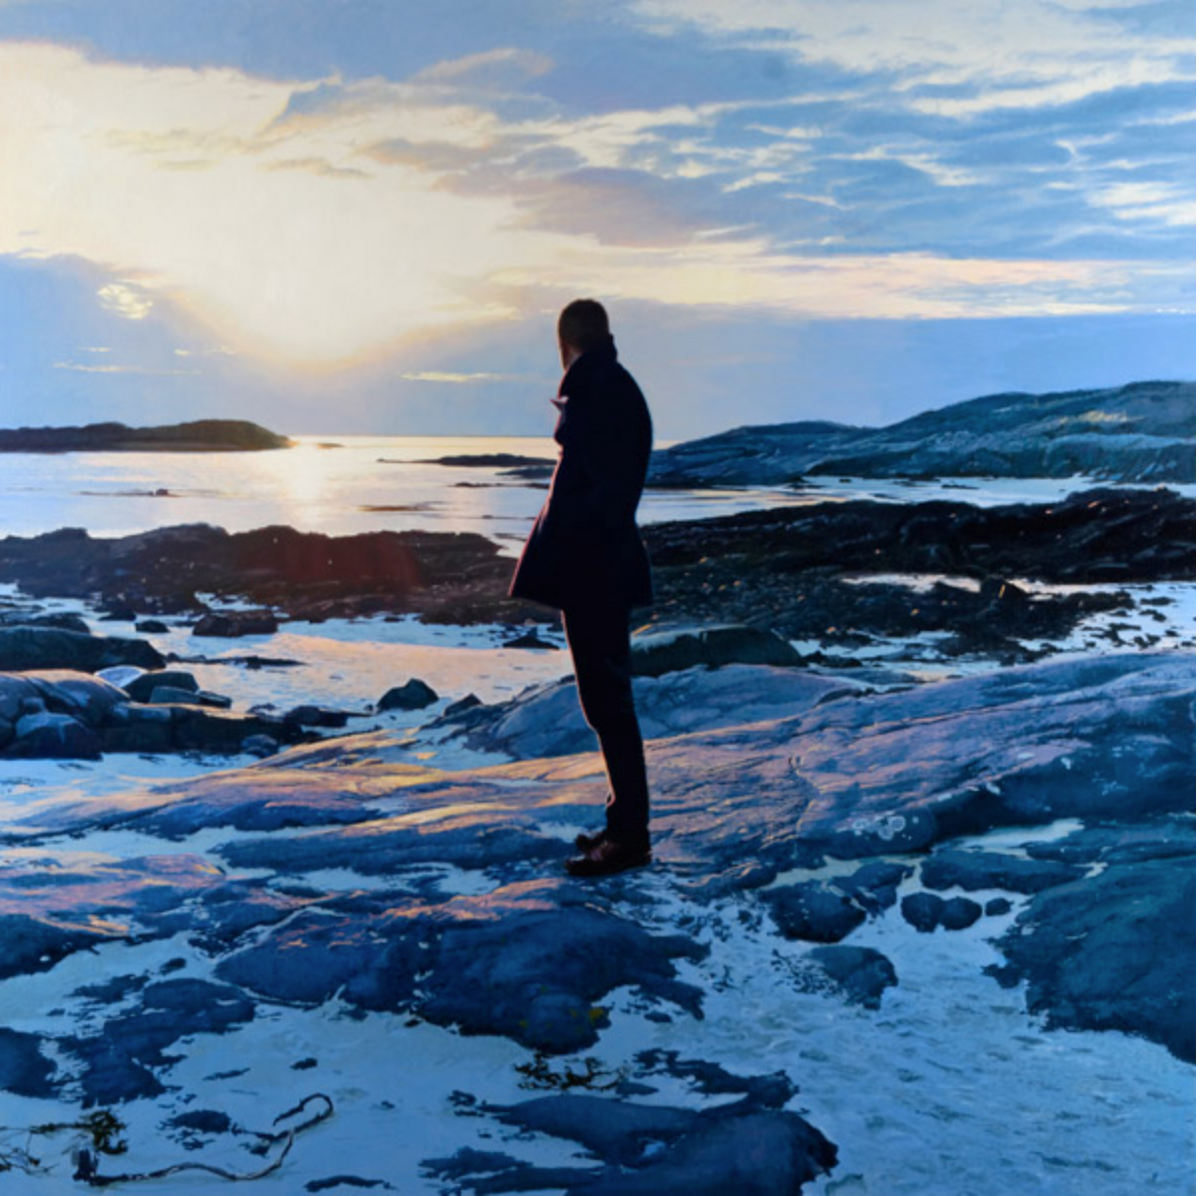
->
[[509, 338, 653, 612]]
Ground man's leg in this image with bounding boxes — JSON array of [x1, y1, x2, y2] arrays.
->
[[561, 602, 650, 848]]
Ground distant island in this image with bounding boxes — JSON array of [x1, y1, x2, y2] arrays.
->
[[649, 380, 1196, 487], [0, 419, 292, 452]]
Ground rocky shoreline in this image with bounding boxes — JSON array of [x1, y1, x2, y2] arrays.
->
[[0, 487, 1190, 644]]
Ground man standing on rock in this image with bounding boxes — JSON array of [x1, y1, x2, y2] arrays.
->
[[510, 299, 654, 877]]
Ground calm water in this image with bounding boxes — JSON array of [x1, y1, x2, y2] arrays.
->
[[3, 434, 1187, 550], [0, 434, 830, 549]]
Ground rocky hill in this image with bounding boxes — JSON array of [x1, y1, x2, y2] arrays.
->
[[0, 419, 291, 452], [649, 380, 1195, 487]]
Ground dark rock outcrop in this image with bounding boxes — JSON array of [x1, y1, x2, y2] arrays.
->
[[642, 488, 1193, 650], [631, 624, 801, 676], [378, 679, 438, 710], [0, 523, 539, 624], [763, 882, 867, 943], [425, 1090, 837, 1196], [417, 453, 554, 469], [920, 849, 1086, 894], [64, 979, 256, 1105], [218, 880, 705, 1054], [0, 625, 165, 672], [125, 670, 199, 701], [649, 381, 1196, 486], [988, 856, 1195, 1062], [831, 862, 913, 914], [0, 668, 310, 759], [0, 1029, 57, 1099], [192, 610, 280, 637], [804, 945, 898, 1008]]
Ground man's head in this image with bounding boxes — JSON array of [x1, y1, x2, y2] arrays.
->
[[558, 298, 610, 367]]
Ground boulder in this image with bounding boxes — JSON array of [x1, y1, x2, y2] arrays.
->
[[242, 734, 280, 758], [939, 896, 983, 930], [282, 704, 352, 728], [806, 945, 898, 1008], [6, 711, 102, 758], [429, 1094, 838, 1196], [23, 669, 131, 724], [97, 664, 147, 691], [147, 686, 232, 709], [192, 610, 279, 637], [378, 679, 438, 710], [900, 892, 945, 933], [0, 626, 164, 672], [0, 673, 37, 722], [763, 882, 866, 943], [900, 892, 983, 933], [125, 670, 199, 701], [102, 705, 176, 753]]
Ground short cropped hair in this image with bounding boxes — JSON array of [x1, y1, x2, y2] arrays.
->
[[558, 298, 610, 353]]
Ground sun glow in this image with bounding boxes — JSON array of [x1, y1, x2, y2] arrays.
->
[[0, 44, 533, 366]]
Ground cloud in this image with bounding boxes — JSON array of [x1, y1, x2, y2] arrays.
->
[[97, 281, 153, 319], [401, 370, 528, 382], [413, 47, 554, 87], [630, 0, 1194, 112], [54, 359, 197, 375]]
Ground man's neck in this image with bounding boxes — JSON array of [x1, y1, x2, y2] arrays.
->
[[560, 342, 583, 371]]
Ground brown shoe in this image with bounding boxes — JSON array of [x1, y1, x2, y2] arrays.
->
[[565, 836, 651, 878], [574, 828, 607, 852]]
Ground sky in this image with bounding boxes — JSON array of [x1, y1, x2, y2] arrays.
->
[[0, 0, 1194, 438]]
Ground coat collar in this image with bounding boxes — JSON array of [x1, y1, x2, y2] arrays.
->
[[558, 336, 617, 398]]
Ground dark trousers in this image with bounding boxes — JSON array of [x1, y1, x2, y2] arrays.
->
[[561, 603, 650, 846]]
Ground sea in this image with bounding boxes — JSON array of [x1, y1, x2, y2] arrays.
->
[[5, 433, 1188, 544]]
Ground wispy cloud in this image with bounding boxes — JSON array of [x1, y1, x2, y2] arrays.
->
[[54, 360, 198, 375], [401, 370, 530, 383], [413, 47, 554, 86]]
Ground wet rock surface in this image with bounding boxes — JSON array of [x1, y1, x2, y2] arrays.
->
[[436, 663, 853, 760], [426, 1056, 836, 1196], [989, 852, 1195, 1063], [0, 650, 1192, 1190], [218, 880, 705, 1053]]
